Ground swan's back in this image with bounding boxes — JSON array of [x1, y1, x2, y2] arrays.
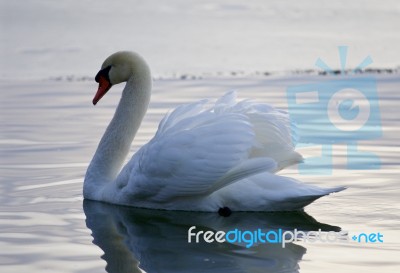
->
[[103, 91, 320, 211]]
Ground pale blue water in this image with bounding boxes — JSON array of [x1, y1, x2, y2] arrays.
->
[[1, 0, 399, 79], [1, 75, 399, 272]]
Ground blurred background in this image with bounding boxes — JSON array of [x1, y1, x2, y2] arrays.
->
[[1, 0, 399, 80]]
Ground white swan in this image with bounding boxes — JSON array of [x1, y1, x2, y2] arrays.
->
[[84, 51, 345, 212]]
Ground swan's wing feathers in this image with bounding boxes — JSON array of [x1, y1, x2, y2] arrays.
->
[[214, 90, 237, 113], [131, 111, 271, 202], [208, 157, 277, 193], [127, 91, 303, 203], [208, 92, 302, 170], [156, 99, 209, 135], [222, 98, 302, 171]]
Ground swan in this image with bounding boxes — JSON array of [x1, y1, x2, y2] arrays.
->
[[84, 51, 345, 212]]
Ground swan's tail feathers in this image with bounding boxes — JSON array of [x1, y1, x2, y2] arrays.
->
[[208, 158, 277, 194], [274, 186, 346, 211], [323, 186, 347, 194], [274, 195, 326, 211]]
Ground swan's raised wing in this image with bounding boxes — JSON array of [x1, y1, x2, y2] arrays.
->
[[217, 91, 303, 170], [115, 91, 302, 204], [118, 98, 276, 203], [241, 104, 302, 170]]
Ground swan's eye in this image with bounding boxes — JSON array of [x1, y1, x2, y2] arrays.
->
[[95, 65, 112, 83]]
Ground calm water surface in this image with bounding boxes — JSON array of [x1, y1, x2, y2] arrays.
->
[[0, 75, 399, 272]]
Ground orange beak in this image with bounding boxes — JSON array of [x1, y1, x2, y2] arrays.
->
[[93, 75, 112, 105]]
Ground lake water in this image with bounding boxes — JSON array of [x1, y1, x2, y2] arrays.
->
[[1, 74, 399, 272]]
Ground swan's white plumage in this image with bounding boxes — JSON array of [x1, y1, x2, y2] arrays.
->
[[84, 51, 345, 211], [121, 93, 280, 202]]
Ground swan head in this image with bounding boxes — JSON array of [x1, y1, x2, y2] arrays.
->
[[93, 51, 150, 105]]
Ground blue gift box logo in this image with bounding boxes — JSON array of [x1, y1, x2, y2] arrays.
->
[[286, 46, 381, 175]]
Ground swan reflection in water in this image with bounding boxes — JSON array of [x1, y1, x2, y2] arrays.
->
[[84, 200, 341, 273]]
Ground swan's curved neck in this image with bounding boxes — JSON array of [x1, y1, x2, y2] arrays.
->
[[84, 73, 151, 199]]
